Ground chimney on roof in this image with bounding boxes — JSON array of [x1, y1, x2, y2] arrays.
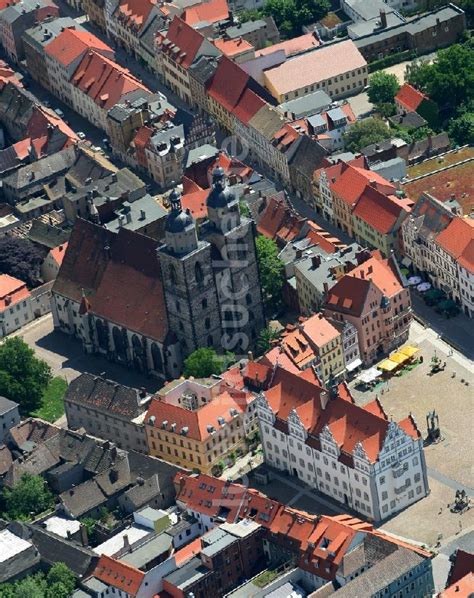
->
[[79, 524, 88, 546], [139, 209, 146, 220], [323, 282, 329, 295], [320, 390, 329, 410], [379, 9, 387, 28], [248, 351, 254, 362], [360, 270, 365, 279], [123, 534, 130, 550], [311, 255, 321, 269]]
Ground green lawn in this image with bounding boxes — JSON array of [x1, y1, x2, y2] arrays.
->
[[32, 377, 68, 422]]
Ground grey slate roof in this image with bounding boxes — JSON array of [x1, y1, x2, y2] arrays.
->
[[121, 531, 173, 568], [27, 524, 99, 577], [27, 219, 69, 249], [64, 373, 145, 419], [0, 396, 18, 415], [23, 18, 79, 51], [280, 90, 332, 119], [332, 547, 425, 596]]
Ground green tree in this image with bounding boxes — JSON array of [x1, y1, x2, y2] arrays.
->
[[0, 337, 52, 415], [261, 0, 329, 38], [368, 72, 400, 106], [0, 237, 45, 288], [448, 111, 474, 145], [183, 348, 233, 378], [2, 473, 54, 520], [9, 577, 45, 598], [45, 564, 75, 598], [343, 117, 391, 152], [257, 326, 280, 355], [406, 42, 474, 118], [255, 235, 285, 312]]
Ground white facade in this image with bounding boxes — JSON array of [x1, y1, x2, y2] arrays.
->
[[256, 395, 429, 521], [318, 170, 335, 222], [0, 295, 34, 337], [459, 264, 474, 317]]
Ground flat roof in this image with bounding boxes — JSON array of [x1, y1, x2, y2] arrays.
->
[[93, 525, 150, 556], [44, 515, 81, 538], [0, 529, 32, 562]]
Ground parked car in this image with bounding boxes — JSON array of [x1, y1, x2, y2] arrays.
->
[[54, 108, 65, 118], [77, 131, 86, 140]]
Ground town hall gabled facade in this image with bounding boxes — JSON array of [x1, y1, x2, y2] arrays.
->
[[51, 168, 265, 378]]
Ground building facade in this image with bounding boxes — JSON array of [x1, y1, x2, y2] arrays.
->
[[256, 366, 429, 521]]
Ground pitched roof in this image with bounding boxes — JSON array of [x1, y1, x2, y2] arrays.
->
[[256, 195, 304, 242], [72, 50, 149, 111], [182, 0, 228, 25], [263, 40, 366, 96], [233, 88, 266, 125], [353, 186, 408, 234], [53, 219, 169, 342], [114, 0, 156, 31], [0, 274, 30, 310], [145, 390, 247, 442], [330, 164, 395, 206], [447, 549, 474, 586], [208, 56, 249, 112], [435, 217, 474, 272], [45, 28, 112, 66], [158, 16, 205, 69], [181, 187, 208, 219], [65, 373, 144, 418], [213, 36, 253, 57], [256, 32, 320, 58], [94, 555, 145, 596], [440, 572, 474, 597], [395, 83, 427, 112], [49, 243, 68, 266]]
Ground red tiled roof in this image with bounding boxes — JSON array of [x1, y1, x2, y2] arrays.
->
[[11, 138, 31, 160], [447, 549, 474, 586], [133, 125, 153, 149], [50, 243, 68, 266], [181, 188, 208, 219], [213, 36, 253, 57], [45, 28, 113, 66], [115, 0, 156, 31], [256, 32, 320, 58], [94, 555, 144, 596], [173, 537, 202, 566], [182, 0, 228, 25], [331, 164, 395, 207], [436, 217, 474, 272], [398, 415, 421, 440], [72, 51, 149, 111], [208, 56, 249, 112], [158, 16, 205, 69], [350, 255, 404, 297], [353, 186, 409, 234], [233, 88, 265, 125], [0, 274, 30, 310], [257, 195, 302, 241], [440, 572, 474, 597], [363, 397, 387, 419], [145, 390, 246, 441], [395, 83, 427, 112], [182, 176, 203, 194], [27, 106, 78, 151]]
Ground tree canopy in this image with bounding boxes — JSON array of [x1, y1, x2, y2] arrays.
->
[[368, 72, 400, 106], [0, 564, 75, 598], [0, 337, 52, 415], [257, 325, 280, 355], [240, 0, 330, 39], [1, 473, 54, 520], [0, 237, 45, 288], [405, 41, 474, 118], [255, 235, 285, 313], [183, 348, 234, 378], [343, 117, 391, 153]]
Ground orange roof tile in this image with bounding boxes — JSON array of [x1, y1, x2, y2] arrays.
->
[[398, 415, 421, 440], [0, 274, 30, 310], [353, 186, 410, 234], [440, 572, 474, 597], [115, 0, 156, 31], [50, 243, 68, 266], [72, 50, 149, 110], [12, 138, 31, 160], [182, 0, 228, 25], [94, 555, 144, 596], [213, 36, 253, 57], [208, 56, 249, 112], [173, 537, 202, 566], [181, 188, 208, 220], [133, 125, 153, 149], [157, 16, 205, 69], [436, 217, 474, 272], [45, 28, 113, 66], [233, 88, 266, 125], [395, 83, 427, 112], [331, 164, 395, 207], [256, 32, 320, 58], [145, 390, 246, 442], [350, 255, 404, 297]]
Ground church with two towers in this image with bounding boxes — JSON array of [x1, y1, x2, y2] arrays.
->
[[51, 168, 265, 379]]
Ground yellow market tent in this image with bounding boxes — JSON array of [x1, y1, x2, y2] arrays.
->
[[399, 345, 420, 358], [378, 359, 398, 372], [389, 352, 410, 365]]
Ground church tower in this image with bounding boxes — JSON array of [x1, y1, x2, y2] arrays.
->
[[158, 189, 222, 356], [203, 168, 265, 354]]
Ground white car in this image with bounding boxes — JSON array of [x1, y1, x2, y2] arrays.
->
[[77, 132, 86, 140]]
